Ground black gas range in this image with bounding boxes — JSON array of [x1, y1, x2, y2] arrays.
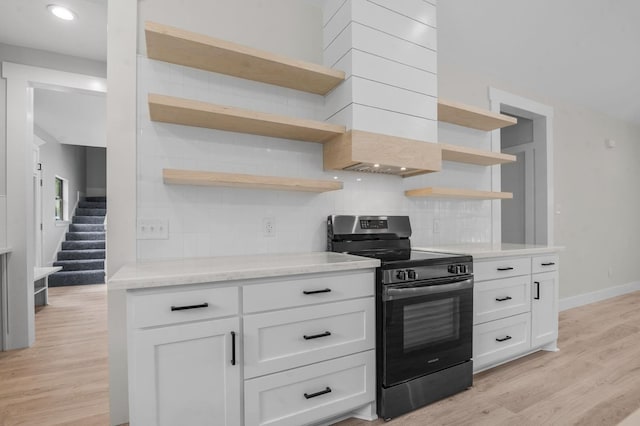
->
[[328, 215, 473, 420]]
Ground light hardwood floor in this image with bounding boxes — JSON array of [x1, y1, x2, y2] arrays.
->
[[1, 286, 639, 425], [338, 291, 640, 426], [0, 285, 109, 426]]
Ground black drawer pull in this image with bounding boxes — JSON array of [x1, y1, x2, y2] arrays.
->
[[541, 262, 556, 266], [303, 288, 331, 295], [304, 387, 332, 399], [495, 296, 512, 302], [171, 302, 209, 311], [496, 336, 512, 342], [497, 267, 514, 271], [534, 281, 540, 300], [303, 331, 331, 340]]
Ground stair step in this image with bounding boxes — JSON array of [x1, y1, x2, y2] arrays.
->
[[49, 270, 105, 287], [62, 240, 105, 250], [66, 232, 105, 241], [53, 259, 105, 271], [78, 201, 107, 209], [73, 216, 105, 224], [75, 208, 106, 216], [57, 249, 105, 261], [85, 196, 107, 202], [69, 223, 104, 232]]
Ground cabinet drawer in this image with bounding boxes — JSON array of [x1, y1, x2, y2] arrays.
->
[[532, 254, 559, 274], [244, 298, 374, 379], [474, 276, 531, 325], [243, 270, 374, 313], [244, 350, 375, 426], [129, 286, 238, 329], [474, 257, 531, 282], [473, 313, 531, 371]]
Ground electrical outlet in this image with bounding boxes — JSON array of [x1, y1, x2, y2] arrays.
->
[[263, 217, 275, 237], [137, 218, 169, 240], [433, 219, 441, 234]]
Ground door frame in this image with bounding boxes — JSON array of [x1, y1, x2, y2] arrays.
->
[[2, 62, 106, 349], [489, 87, 554, 245]]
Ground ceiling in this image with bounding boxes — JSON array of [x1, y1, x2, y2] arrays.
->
[[0, 0, 106, 61], [0, 0, 638, 126], [34, 88, 106, 148]]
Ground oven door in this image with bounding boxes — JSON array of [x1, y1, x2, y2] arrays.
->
[[381, 276, 473, 387]]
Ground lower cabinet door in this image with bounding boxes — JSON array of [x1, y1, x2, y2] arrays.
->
[[531, 271, 559, 347], [473, 313, 531, 371], [129, 317, 241, 426], [244, 350, 375, 426]]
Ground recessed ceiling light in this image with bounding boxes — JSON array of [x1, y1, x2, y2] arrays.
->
[[400, 167, 407, 171], [47, 4, 77, 21], [373, 164, 380, 168]]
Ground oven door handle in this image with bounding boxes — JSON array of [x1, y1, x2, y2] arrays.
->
[[383, 278, 473, 301]]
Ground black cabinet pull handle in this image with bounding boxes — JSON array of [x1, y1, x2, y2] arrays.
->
[[496, 336, 512, 342], [497, 267, 514, 271], [171, 302, 209, 311], [303, 331, 331, 340], [303, 288, 331, 295], [541, 262, 556, 266], [534, 281, 540, 300], [304, 387, 332, 399], [495, 296, 512, 302], [230, 331, 236, 366]]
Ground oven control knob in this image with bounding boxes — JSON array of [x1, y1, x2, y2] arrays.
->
[[460, 265, 468, 274], [407, 269, 417, 280], [448, 265, 460, 274], [396, 270, 407, 280]]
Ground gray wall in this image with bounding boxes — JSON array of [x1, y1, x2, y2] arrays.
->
[[86, 147, 106, 197], [35, 125, 87, 266]]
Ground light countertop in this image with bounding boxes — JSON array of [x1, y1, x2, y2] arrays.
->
[[413, 243, 564, 259], [108, 251, 380, 291]]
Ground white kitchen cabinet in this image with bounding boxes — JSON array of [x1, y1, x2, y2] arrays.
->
[[125, 265, 377, 426], [472, 251, 560, 372], [531, 271, 559, 348], [129, 317, 241, 426]]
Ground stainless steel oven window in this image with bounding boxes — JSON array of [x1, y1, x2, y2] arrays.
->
[[403, 297, 460, 351]]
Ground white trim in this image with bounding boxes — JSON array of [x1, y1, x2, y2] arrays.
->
[[488, 87, 554, 246], [2, 62, 106, 350], [559, 282, 640, 311], [2, 62, 107, 93]]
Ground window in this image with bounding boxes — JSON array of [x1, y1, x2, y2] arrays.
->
[[54, 176, 68, 221]]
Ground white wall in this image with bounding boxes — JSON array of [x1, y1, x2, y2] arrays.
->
[[437, 61, 640, 299], [86, 147, 106, 197], [35, 126, 87, 265]]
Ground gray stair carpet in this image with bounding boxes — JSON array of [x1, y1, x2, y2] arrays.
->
[[50, 196, 107, 287]]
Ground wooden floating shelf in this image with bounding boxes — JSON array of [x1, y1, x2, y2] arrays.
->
[[405, 187, 513, 200], [438, 99, 517, 131], [149, 94, 345, 143], [440, 143, 516, 166], [163, 169, 343, 193], [145, 21, 345, 95]]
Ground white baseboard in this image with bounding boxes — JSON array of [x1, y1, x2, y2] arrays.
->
[[559, 281, 640, 311]]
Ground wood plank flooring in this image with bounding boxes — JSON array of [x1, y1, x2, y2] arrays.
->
[[337, 291, 640, 426], [0, 285, 109, 426], [1, 286, 640, 425]]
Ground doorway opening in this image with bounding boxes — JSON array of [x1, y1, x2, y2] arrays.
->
[[489, 88, 554, 246]]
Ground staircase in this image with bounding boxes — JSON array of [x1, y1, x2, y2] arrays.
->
[[49, 197, 106, 287]]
